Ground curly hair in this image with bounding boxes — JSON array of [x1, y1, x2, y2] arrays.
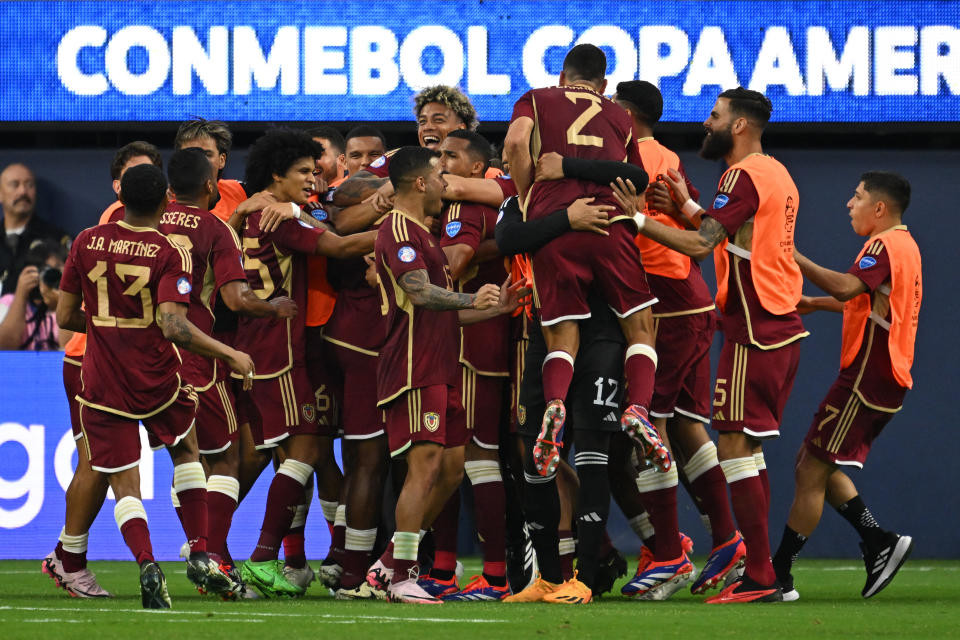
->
[[413, 85, 478, 131], [244, 128, 324, 193]]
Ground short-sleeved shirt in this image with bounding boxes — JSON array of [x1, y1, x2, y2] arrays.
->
[[362, 149, 399, 178], [60, 221, 193, 418], [375, 210, 459, 404], [705, 171, 806, 348], [234, 212, 323, 378], [440, 201, 509, 375], [839, 242, 904, 409], [158, 203, 247, 389], [511, 85, 642, 222]]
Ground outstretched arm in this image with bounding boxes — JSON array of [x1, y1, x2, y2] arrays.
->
[[794, 250, 867, 302], [398, 269, 479, 311], [219, 280, 298, 319], [157, 301, 255, 387]]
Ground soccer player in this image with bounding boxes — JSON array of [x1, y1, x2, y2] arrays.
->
[[772, 172, 920, 600], [418, 130, 511, 600], [43, 142, 163, 599], [55, 164, 255, 608], [233, 129, 376, 597], [343, 125, 388, 177], [307, 126, 347, 187], [615, 87, 807, 603], [612, 80, 742, 598], [174, 118, 249, 223], [368, 147, 521, 604], [503, 44, 669, 484]]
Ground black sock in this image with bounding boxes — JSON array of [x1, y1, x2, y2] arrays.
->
[[572, 431, 612, 591], [522, 437, 562, 584], [483, 572, 507, 587], [836, 495, 887, 548], [429, 568, 454, 581], [772, 525, 807, 578]]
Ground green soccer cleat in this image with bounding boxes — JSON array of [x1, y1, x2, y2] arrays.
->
[[241, 560, 306, 598]]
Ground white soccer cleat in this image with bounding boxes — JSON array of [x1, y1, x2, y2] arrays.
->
[[42, 552, 113, 598], [388, 578, 443, 604], [282, 563, 317, 592]]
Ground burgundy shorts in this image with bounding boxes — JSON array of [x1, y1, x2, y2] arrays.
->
[[306, 327, 343, 436], [195, 379, 239, 455], [248, 366, 319, 449], [331, 341, 385, 440], [711, 340, 801, 439], [63, 358, 83, 440], [384, 385, 467, 458], [459, 367, 506, 450], [650, 311, 716, 423], [803, 381, 898, 469], [78, 386, 197, 473], [509, 333, 529, 434], [531, 223, 656, 326]]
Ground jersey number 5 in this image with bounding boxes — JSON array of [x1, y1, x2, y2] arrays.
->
[[565, 92, 604, 148], [242, 237, 276, 300], [86, 261, 153, 328]]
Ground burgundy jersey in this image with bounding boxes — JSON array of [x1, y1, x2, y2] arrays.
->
[[324, 215, 388, 353], [705, 171, 807, 348], [511, 85, 642, 222], [375, 210, 459, 404], [362, 148, 399, 178], [235, 212, 323, 377], [60, 221, 193, 417], [158, 203, 247, 389], [440, 201, 509, 375]]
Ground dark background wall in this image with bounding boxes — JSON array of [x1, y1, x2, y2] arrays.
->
[[1, 133, 956, 558]]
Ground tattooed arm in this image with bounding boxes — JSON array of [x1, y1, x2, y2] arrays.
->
[[157, 301, 254, 385], [331, 172, 389, 207], [635, 214, 728, 262], [398, 269, 476, 311]]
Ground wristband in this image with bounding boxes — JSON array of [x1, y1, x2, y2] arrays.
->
[[681, 199, 701, 218], [289, 202, 301, 219], [633, 211, 647, 231]]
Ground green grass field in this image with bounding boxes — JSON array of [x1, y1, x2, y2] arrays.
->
[[2, 558, 957, 639]]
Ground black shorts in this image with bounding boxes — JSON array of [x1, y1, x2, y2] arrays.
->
[[517, 319, 624, 438]]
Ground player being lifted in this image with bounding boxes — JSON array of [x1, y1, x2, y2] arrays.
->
[[503, 43, 668, 480], [56, 164, 255, 608], [614, 87, 807, 603], [773, 172, 920, 600], [367, 147, 524, 604]]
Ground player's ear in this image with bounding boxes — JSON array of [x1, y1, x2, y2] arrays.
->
[[112, 179, 121, 196], [599, 79, 608, 94], [559, 70, 567, 86]]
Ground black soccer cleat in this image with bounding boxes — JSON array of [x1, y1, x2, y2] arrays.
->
[[592, 545, 628, 596], [506, 528, 536, 594], [140, 561, 172, 609], [861, 533, 913, 598]]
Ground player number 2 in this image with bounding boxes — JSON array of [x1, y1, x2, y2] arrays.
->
[[565, 92, 604, 148], [85, 261, 153, 328], [593, 377, 619, 407]]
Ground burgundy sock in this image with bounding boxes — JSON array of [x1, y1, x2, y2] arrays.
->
[[393, 558, 418, 584], [380, 541, 395, 570], [340, 549, 371, 588], [640, 487, 681, 561], [472, 481, 506, 577], [558, 529, 575, 581], [690, 466, 737, 547], [542, 354, 574, 403], [283, 530, 306, 569], [249, 473, 304, 562], [729, 475, 776, 585], [176, 488, 208, 553], [432, 492, 460, 571], [624, 349, 656, 407], [57, 541, 86, 573], [330, 524, 346, 565], [206, 491, 237, 559], [758, 467, 770, 512], [120, 518, 154, 565]]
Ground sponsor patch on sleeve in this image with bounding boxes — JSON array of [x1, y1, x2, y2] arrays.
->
[[712, 194, 729, 209], [370, 155, 386, 168], [858, 256, 877, 270], [445, 221, 461, 237], [398, 246, 417, 263], [176, 277, 192, 295]]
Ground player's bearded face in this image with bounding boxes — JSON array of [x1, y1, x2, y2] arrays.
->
[[700, 121, 734, 160]]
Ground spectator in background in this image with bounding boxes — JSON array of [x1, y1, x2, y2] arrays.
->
[[0, 162, 72, 295], [0, 240, 69, 350]]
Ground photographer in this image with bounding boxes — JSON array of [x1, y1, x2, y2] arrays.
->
[[0, 241, 69, 350]]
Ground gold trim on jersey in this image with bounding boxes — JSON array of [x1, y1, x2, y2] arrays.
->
[[407, 388, 422, 434], [392, 209, 432, 236], [652, 304, 717, 319], [77, 407, 93, 461], [376, 256, 417, 407], [851, 322, 903, 413], [63, 356, 83, 367], [720, 169, 742, 194], [512, 336, 528, 422], [214, 380, 238, 434], [826, 393, 860, 454], [278, 371, 299, 428], [732, 254, 809, 350], [191, 359, 218, 393], [76, 376, 183, 420], [462, 367, 476, 429], [321, 333, 379, 357], [729, 343, 748, 423]]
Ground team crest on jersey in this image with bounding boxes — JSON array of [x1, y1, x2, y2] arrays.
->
[[176, 277, 192, 294], [398, 246, 417, 263], [302, 404, 316, 423], [445, 221, 461, 237], [370, 155, 386, 168], [311, 209, 328, 222], [517, 404, 527, 425], [713, 194, 729, 209], [423, 412, 440, 432], [859, 256, 877, 269]]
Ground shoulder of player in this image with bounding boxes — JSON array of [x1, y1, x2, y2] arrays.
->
[[717, 166, 757, 196]]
